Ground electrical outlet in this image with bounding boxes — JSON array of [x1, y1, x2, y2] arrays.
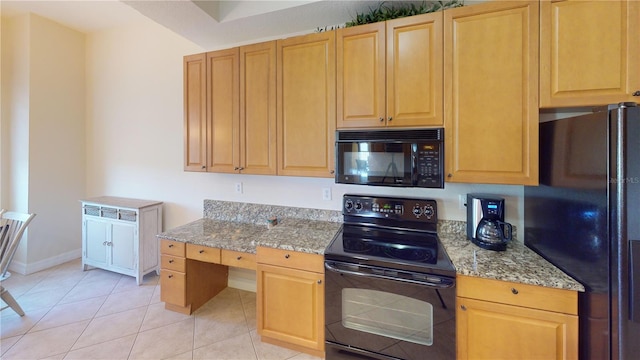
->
[[322, 187, 332, 201], [458, 194, 466, 210], [235, 182, 243, 194]]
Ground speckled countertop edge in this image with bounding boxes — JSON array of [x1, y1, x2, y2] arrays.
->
[[158, 200, 584, 292]]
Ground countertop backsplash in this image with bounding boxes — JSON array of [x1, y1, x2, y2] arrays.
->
[[203, 199, 342, 224]]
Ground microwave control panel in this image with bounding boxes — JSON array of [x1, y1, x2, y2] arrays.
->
[[414, 142, 443, 188]]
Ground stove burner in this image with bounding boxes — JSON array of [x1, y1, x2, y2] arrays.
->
[[342, 235, 438, 265], [342, 238, 373, 253], [383, 246, 436, 262]]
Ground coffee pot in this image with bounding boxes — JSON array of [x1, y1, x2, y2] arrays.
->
[[467, 194, 513, 251]]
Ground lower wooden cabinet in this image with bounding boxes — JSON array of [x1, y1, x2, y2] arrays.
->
[[456, 275, 578, 360], [159, 239, 228, 314], [256, 247, 325, 357]]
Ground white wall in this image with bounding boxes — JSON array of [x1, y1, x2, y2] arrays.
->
[[0, 14, 86, 273]]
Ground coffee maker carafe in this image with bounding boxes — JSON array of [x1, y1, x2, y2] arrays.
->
[[467, 194, 512, 251]]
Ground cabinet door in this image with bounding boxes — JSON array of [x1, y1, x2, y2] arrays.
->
[[207, 48, 240, 173], [83, 218, 108, 266], [444, 1, 539, 185], [110, 222, 136, 272], [240, 41, 277, 175], [160, 269, 186, 307], [277, 32, 336, 177], [337, 22, 386, 128], [387, 12, 443, 127], [457, 297, 578, 360], [184, 53, 207, 171], [540, 0, 640, 107], [257, 264, 324, 351]]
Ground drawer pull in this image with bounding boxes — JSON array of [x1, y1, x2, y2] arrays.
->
[[285, 254, 290, 259], [168, 244, 174, 248], [511, 288, 519, 295], [236, 256, 242, 260], [168, 259, 174, 264], [317, 280, 322, 284], [199, 250, 205, 254], [168, 274, 173, 279], [460, 305, 467, 311]]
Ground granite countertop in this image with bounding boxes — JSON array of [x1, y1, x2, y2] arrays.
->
[[81, 196, 163, 209], [158, 217, 342, 255], [157, 200, 584, 292]]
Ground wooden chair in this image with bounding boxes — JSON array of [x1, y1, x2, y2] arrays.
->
[[0, 210, 36, 316]]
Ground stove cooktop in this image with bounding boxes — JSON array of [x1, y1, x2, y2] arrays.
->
[[324, 194, 456, 277]]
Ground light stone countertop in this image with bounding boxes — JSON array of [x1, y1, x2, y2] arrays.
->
[[157, 200, 584, 292]]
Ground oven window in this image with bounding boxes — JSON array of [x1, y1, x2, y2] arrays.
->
[[342, 288, 433, 346]]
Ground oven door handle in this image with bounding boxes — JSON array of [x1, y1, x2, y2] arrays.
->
[[324, 262, 454, 289]]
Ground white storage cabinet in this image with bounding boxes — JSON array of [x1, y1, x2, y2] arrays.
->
[[81, 196, 163, 285]]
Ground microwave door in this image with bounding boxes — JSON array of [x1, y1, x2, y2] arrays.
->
[[337, 142, 411, 186]]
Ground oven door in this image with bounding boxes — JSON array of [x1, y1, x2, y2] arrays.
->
[[325, 261, 456, 360]]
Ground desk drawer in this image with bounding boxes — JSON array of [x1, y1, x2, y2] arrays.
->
[[160, 269, 186, 307], [160, 239, 185, 257], [257, 246, 324, 273], [186, 244, 221, 263], [161, 255, 186, 272], [221, 249, 256, 270]]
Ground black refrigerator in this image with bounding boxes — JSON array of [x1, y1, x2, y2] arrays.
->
[[524, 102, 640, 360]]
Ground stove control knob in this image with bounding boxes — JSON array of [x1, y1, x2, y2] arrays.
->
[[412, 205, 423, 217], [424, 204, 434, 219], [344, 200, 354, 212], [354, 202, 363, 211]]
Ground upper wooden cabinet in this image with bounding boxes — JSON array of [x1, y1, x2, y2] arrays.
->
[[184, 42, 277, 174], [336, 13, 443, 128], [240, 42, 277, 175], [444, 1, 539, 185], [277, 32, 336, 177], [207, 48, 240, 173], [183, 53, 207, 171], [540, 0, 640, 108]]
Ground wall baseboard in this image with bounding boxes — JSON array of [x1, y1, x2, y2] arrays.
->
[[228, 267, 257, 293], [9, 249, 81, 275]]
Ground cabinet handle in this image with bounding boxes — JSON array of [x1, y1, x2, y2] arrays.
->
[[460, 305, 467, 311], [199, 249, 205, 254], [317, 279, 322, 284], [330, 170, 335, 175], [447, 173, 453, 178], [388, 117, 393, 121], [168, 274, 173, 279], [511, 287, 519, 295], [379, 117, 384, 122], [201, 165, 206, 169], [236, 256, 242, 260], [633, 90, 640, 96], [169, 259, 174, 263], [239, 167, 244, 171], [168, 244, 174, 248], [285, 254, 290, 259], [234, 167, 239, 170], [103, 241, 107, 246]]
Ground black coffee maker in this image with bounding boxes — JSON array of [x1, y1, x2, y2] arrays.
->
[[466, 194, 512, 251]]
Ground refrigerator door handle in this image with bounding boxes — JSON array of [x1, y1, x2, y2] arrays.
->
[[631, 240, 640, 323]]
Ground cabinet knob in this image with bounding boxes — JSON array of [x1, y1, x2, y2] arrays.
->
[[239, 167, 244, 171], [202, 165, 206, 169], [169, 259, 174, 263], [234, 167, 239, 170], [511, 287, 519, 295], [168, 274, 173, 279], [460, 305, 467, 311], [285, 254, 290, 259], [388, 117, 393, 121], [199, 249, 205, 254], [103, 241, 107, 246], [168, 244, 174, 248], [379, 117, 384, 122], [317, 279, 322, 284], [447, 173, 453, 178], [236, 256, 242, 260], [633, 90, 640, 96], [330, 170, 335, 175]]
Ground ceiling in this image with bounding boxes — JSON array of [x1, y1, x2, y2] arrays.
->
[[0, 0, 412, 49]]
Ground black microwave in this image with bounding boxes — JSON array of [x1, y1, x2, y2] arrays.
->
[[335, 129, 444, 188]]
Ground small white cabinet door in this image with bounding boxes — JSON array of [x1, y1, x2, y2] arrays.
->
[[110, 222, 136, 272], [84, 218, 109, 267]]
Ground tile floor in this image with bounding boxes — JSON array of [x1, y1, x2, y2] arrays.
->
[[0, 259, 322, 360]]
